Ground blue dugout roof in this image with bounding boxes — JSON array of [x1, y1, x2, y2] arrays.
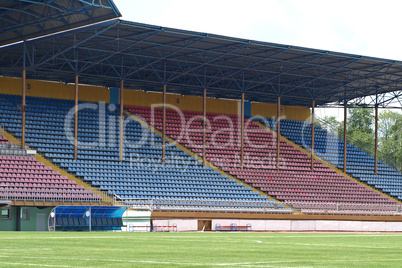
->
[[51, 205, 127, 218], [48, 205, 128, 231]]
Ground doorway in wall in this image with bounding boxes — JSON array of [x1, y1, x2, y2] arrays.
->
[[198, 220, 211, 231], [36, 214, 46, 231]]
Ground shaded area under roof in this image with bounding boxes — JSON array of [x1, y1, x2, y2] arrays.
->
[[0, 200, 11, 208], [0, 0, 121, 47], [1, 19, 402, 107]]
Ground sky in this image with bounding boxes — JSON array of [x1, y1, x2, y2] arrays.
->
[[112, 0, 402, 119], [114, 0, 402, 61]]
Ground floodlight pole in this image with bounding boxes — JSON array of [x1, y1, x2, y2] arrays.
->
[[162, 84, 166, 164], [203, 88, 207, 165], [74, 74, 79, 160], [311, 100, 315, 171], [119, 79, 124, 162]]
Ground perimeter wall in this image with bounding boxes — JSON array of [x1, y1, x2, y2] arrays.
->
[[0, 206, 53, 231], [153, 219, 402, 232]]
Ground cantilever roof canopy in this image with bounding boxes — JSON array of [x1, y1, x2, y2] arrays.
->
[[1, 19, 402, 107], [0, 0, 121, 47]]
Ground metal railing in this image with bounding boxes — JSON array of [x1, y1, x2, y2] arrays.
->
[[2, 185, 401, 216], [117, 197, 402, 216], [287, 201, 402, 216], [0, 184, 108, 204], [0, 142, 37, 157], [117, 198, 293, 213], [0, 146, 31, 157]]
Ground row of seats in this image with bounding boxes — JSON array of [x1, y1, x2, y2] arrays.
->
[[54, 217, 123, 231], [0, 94, 285, 208], [127, 105, 399, 209], [0, 134, 101, 202], [264, 118, 402, 199]]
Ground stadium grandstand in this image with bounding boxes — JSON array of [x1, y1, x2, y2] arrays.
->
[[1, 0, 402, 232]]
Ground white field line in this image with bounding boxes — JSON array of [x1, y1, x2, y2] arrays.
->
[[0, 261, 90, 268], [262, 241, 391, 249], [2, 235, 401, 252], [148, 233, 402, 238], [2, 233, 402, 240], [40, 235, 397, 250], [1, 239, 396, 251], [1, 255, 402, 267]]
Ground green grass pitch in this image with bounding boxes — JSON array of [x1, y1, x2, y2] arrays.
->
[[0, 232, 401, 267]]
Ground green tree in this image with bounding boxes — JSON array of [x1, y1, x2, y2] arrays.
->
[[317, 107, 402, 171], [338, 106, 375, 153], [379, 110, 400, 140], [347, 105, 374, 135], [316, 115, 341, 134], [378, 110, 402, 171]]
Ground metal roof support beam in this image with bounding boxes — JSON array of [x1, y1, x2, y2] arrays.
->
[[167, 42, 249, 83], [21, 41, 26, 150], [203, 88, 207, 165], [5, 19, 402, 108], [206, 47, 288, 88], [32, 20, 119, 69], [249, 72, 279, 94], [74, 74, 79, 160], [341, 62, 396, 87], [358, 79, 402, 107], [240, 92, 245, 169], [280, 57, 363, 98], [119, 79, 124, 162], [92, 47, 353, 90], [74, 36, 80, 160], [139, 42, 353, 81], [276, 95, 281, 171], [21, 68, 26, 150], [77, 0, 117, 10], [375, 91, 402, 108], [244, 53, 327, 93], [311, 99, 315, 171], [123, 35, 207, 80], [0, 0, 120, 46], [374, 90, 378, 174], [79, 29, 162, 74], [162, 84, 166, 164], [343, 88, 347, 173]]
